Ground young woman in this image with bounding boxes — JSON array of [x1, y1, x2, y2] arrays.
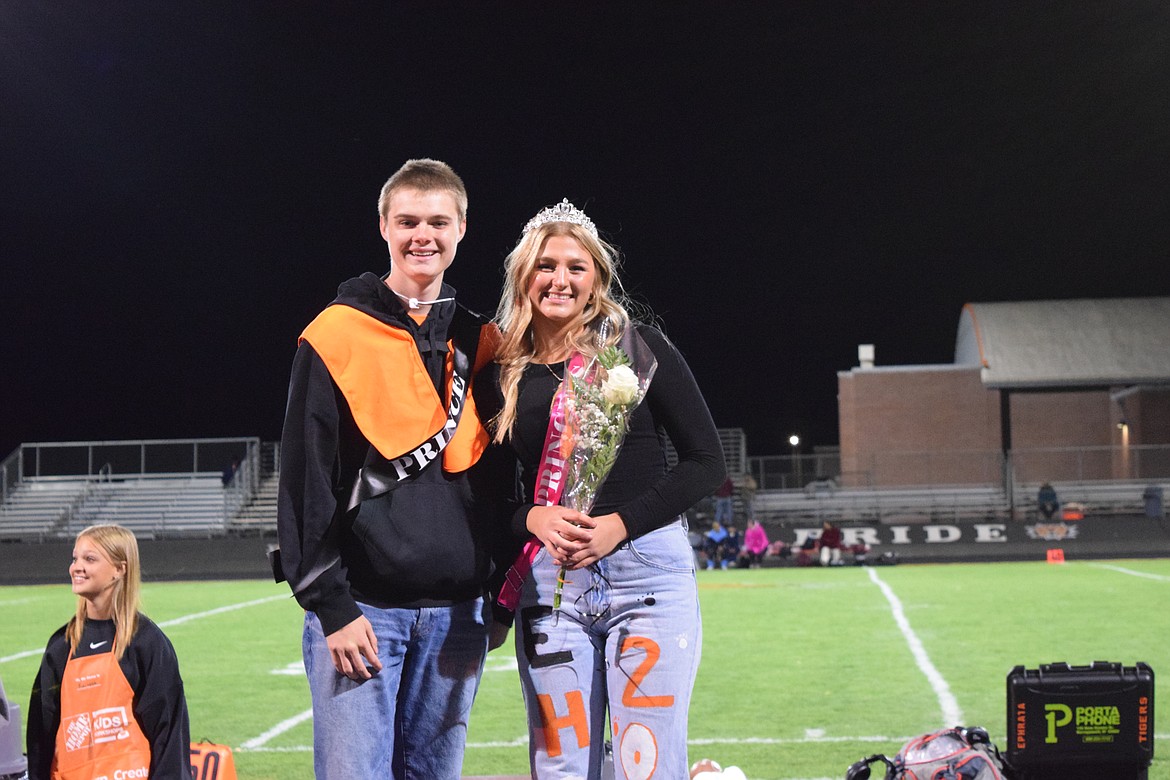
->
[[483, 200, 726, 778], [27, 524, 191, 780]]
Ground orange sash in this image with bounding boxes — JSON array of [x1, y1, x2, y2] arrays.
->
[[52, 646, 152, 780], [300, 304, 498, 471]]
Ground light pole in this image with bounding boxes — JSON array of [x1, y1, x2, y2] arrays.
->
[[788, 434, 801, 489]]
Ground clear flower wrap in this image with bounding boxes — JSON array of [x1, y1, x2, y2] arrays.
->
[[554, 328, 658, 609]]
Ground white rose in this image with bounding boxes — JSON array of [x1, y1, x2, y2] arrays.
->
[[602, 364, 640, 405]]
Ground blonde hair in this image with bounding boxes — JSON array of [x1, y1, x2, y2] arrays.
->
[[491, 220, 632, 443], [377, 158, 468, 222], [66, 524, 141, 661]]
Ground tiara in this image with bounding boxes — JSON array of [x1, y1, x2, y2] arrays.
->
[[523, 198, 598, 237]]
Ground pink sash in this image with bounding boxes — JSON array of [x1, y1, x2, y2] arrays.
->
[[497, 355, 583, 609]]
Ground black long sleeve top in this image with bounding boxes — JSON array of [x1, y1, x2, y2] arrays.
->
[[277, 273, 507, 635], [27, 616, 191, 780], [483, 324, 726, 541]]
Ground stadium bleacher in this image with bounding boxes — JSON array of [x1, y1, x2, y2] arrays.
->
[[0, 478, 87, 541], [0, 438, 276, 542], [1, 475, 231, 540], [2, 436, 1167, 569]]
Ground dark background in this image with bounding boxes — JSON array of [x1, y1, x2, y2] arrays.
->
[[3, 2, 1168, 461]]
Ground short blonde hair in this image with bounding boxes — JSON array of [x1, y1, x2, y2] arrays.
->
[[377, 159, 468, 222], [66, 524, 142, 661]]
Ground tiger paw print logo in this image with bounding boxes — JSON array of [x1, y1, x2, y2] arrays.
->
[[1026, 522, 1079, 541]]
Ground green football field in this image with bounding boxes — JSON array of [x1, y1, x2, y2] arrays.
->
[[2, 559, 1166, 780]]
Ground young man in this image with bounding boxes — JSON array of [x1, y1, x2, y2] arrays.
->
[[276, 159, 503, 778]]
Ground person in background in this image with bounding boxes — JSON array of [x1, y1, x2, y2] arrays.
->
[[1038, 482, 1060, 519], [740, 518, 769, 568], [27, 524, 190, 780], [819, 520, 843, 566], [275, 159, 505, 778], [721, 525, 741, 570], [704, 520, 729, 570], [712, 475, 734, 525], [221, 458, 240, 487], [482, 199, 725, 778], [794, 534, 819, 567], [739, 472, 758, 523]]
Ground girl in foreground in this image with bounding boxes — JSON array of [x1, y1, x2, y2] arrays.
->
[[484, 200, 725, 778], [28, 524, 191, 779]]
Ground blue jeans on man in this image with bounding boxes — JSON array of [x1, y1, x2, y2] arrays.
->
[[303, 598, 489, 779]]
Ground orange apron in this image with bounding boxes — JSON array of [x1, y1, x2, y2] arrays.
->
[[52, 645, 152, 780]]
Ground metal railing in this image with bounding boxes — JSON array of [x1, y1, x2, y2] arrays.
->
[[3, 438, 262, 532], [747, 445, 1170, 492], [747, 450, 843, 491], [664, 428, 746, 474], [752, 484, 1012, 525], [1, 447, 20, 503], [7, 439, 1168, 536], [18, 437, 261, 480], [57, 463, 113, 531]]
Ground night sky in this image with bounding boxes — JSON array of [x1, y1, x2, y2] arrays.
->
[[3, 2, 1169, 462]]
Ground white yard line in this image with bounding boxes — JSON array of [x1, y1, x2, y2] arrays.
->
[[238, 708, 314, 750], [866, 567, 963, 727], [1, 593, 288, 664], [1088, 562, 1170, 582], [157, 594, 288, 627], [0, 648, 41, 664]]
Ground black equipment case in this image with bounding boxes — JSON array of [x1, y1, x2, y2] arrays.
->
[[1006, 661, 1154, 780]]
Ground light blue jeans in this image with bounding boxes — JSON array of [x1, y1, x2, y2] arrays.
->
[[714, 495, 733, 524], [515, 519, 702, 779], [303, 598, 489, 779]]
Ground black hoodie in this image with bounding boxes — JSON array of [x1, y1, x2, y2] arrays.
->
[[276, 272, 510, 635]]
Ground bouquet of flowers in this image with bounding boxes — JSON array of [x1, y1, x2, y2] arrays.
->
[[554, 333, 657, 608]]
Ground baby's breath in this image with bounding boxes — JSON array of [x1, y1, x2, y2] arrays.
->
[[554, 346, 651, 609]]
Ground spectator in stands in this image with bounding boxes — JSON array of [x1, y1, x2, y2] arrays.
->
[[713, 475, 735, 525], [27, 524, 190, 780], [722, 525, 741, 569], [704, 521, 730, 570], [794, 534, 819, 566], [275, 160, 507, 778], [1038, 482, 1060, 519], [740, 472, 758, 520], [479, 198, 725, 778], [221, 457, 240, 487], [740, 518, 769, 568], [847, 538, 871, 565], [818, 520, 843, 566]]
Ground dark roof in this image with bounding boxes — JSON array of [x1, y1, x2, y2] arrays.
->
[[954, 297, 1170, 389]]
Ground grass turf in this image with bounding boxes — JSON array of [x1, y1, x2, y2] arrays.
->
[[2, 559, 1166, 779]]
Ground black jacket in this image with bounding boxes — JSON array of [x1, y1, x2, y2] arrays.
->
[[479, 324, 726, 542], [27, 616, 191, 780], [276, 272, 509, 635]]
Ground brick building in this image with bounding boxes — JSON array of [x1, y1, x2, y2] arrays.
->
[[837, 297, 1170, 488]]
